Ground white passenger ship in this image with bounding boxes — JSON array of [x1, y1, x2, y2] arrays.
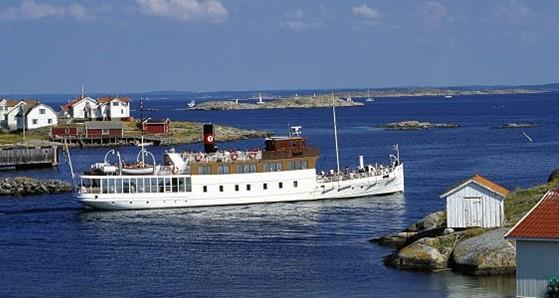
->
[[77, 123, 404, 210]]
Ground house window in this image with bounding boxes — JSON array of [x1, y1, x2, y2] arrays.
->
[[293, 181, 298, 188], [102, 129, 110, 135], [219, 185, 224, 192], [246, 184, 251, 191], [198, 165, 211, 175], [47, 119, 52, 124], [39, 109, 46, 114], [263, 183, 267, 190], [235, 185, 239, 191], [203, 186, 207, 192], [112, 102, 119, 106], [279, 182, 283, 189], [121, 109, 124, 114], [0, 106, 4, 111], [32, 119, 38, 125], [218, 165, 230, 174]]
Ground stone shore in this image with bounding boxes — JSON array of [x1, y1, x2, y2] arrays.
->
[[371, 210, 516, 275], [0, 177, 72, 196]]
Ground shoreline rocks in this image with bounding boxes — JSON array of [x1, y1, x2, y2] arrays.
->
[[372, 210, 515, 276], [383, 121, 459, 130], [452, 228, 516, 275], [0, 177, 72, 196]]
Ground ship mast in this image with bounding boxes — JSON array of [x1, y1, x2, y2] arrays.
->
[[332, 91, 340, 175]]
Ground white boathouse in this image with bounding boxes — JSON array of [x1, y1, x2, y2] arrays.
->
[[506, 190, 559, 298], [440, 174, 509, 228]]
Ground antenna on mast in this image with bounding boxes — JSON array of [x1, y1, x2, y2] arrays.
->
[[332, 91, 340, 175], [81, 85, 84, 98]]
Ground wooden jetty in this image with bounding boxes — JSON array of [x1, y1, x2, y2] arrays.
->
[[0, 145, 58, 169]]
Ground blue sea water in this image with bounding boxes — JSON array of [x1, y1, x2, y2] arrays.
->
[[1, 92, 559, 297]]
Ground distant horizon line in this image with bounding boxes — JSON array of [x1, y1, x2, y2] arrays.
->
[[1, 81, 558, 97]]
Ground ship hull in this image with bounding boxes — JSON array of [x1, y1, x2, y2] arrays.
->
[[77, 164, 404, 211]]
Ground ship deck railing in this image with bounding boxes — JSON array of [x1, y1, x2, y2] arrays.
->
[[316, 167, 396, 183], [180, 150, 263, 163]]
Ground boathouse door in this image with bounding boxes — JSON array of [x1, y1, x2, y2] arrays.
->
[[463, 197, 482, 227]]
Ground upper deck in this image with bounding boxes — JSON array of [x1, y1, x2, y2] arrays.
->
[[179, 136, 319, 175]]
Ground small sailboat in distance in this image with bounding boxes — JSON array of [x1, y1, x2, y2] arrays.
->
[[187, 100, 196, 108], [366, 89, 375, 102], [256, 93, 265, 104]]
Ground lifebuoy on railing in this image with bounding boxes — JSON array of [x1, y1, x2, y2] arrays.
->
[[172, 166, 179, 175], [195, 154, 203, 161], [248, 152, 256, 159], [231, 153, 238, 160]]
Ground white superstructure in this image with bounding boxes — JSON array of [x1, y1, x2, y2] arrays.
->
[[76, 124, 404, 210]]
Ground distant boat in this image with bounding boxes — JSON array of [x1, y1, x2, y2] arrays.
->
[[346, 95, 353, 102], [187, 100, 196, 108], [444, 95, 453, 99], [366, 89, 375, 102], [256, 93, 265, 104]]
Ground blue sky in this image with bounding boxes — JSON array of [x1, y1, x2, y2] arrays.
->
[[0, 0, 558, 94]]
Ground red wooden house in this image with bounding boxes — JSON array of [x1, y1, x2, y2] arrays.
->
[[84, 121, 123, 138], [50, 126, 78, 138], [142, 118, 171, 134]]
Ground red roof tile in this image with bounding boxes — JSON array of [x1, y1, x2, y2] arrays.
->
[[60, 96, 87, 111], [506, 190, 559, 240], [441, 174, 510, 198]]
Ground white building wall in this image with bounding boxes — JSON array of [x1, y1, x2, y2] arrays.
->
[[5, 105, 23, 130], [446, 182, 504, 228], [108, 99, 129, 119], [25, 104, 58, 130], [0, 101, 7, 128], [516, 240, 559, 298], [70, 97, 97, 119]]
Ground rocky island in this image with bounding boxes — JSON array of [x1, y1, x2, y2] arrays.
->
[[190, 95, 363, 111], [372, 171, 559, 275], [383, 120, 459, 130], [498, 123, 537, 129], [0, 177, 72, 196]]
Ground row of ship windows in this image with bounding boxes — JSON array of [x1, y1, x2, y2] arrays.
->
[[202, 181, 299, 193], [199, 160, 308, 175]]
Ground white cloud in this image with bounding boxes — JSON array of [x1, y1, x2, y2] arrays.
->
[[416, 1, 453, 30], [352, 4, 381, 25], [67, 4, 92, 22], [492, 1, 534, 24], [0, 0, 93, 22], [137, 0, 229, 23], [280, 9, 322, 31]]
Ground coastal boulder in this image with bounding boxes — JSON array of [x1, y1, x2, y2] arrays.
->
[[452, 228, 516, 275], [370, 231, 417, 249], [406, 210, 447, 232], [384, 233, 458, 271]]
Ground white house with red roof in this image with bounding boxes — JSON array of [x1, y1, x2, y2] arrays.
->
[[61, 96, 130, 120], [21, 103, 58, 130], [0, 99, 59, 130], [440, 174, 510, 228], [505, 189, 559, 298]]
